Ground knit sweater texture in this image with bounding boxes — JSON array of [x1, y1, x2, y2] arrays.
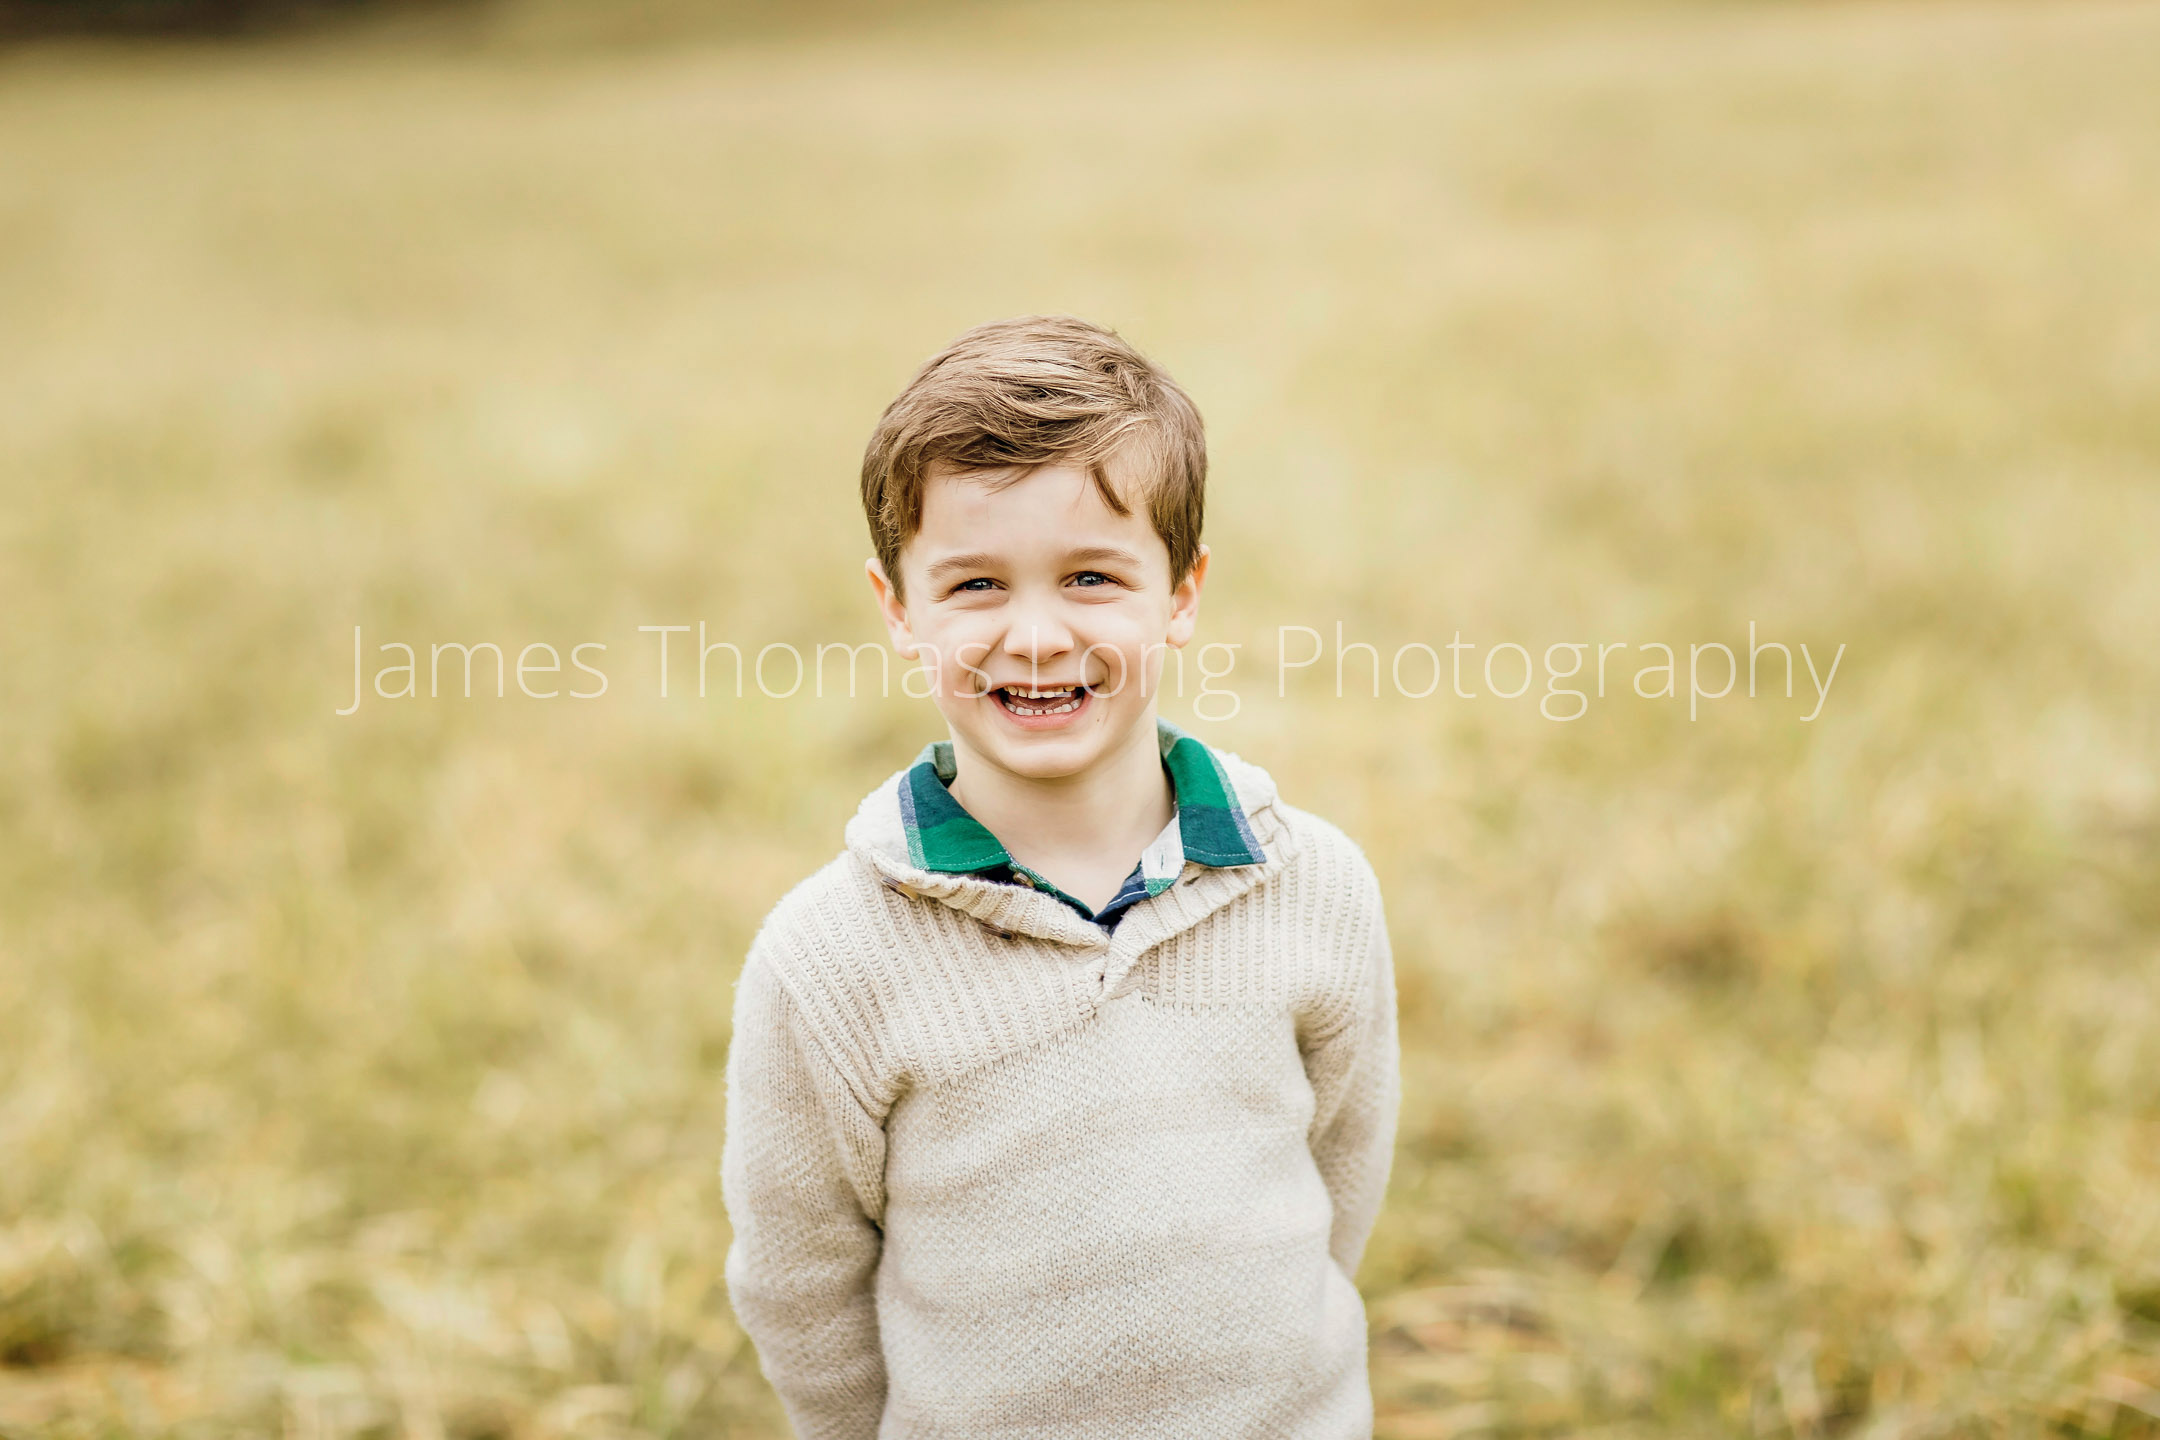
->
[[720, 738, 1401, 1439]]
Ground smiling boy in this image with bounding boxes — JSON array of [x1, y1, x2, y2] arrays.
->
[[720, 316, 1401, 1439]]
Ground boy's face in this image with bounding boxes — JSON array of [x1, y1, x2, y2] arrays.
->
[[868, 459, 1207, 786]]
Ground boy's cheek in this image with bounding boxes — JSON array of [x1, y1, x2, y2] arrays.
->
[[936, 646, 996, 697]]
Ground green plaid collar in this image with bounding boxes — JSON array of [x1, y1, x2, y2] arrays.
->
[[897, 719, 1267, 909]]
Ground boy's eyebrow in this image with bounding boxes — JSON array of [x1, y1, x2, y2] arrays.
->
[[921, 545, 1145, 582], [922, 551, 1004, 581], [1064, 545, 1145, 570]]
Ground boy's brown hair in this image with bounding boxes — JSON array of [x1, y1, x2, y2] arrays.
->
[[861, 315, 1207, 598]]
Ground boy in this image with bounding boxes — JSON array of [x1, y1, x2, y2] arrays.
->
[[721, 316, 1400, 1439]]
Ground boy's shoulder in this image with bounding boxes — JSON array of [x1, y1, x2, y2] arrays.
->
[[742, 841, 896, 979], [1209, 745, 1384, 909], [731, 838, 916, 1088]]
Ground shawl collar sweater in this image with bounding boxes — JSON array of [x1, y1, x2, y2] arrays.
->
[[721, 738, 1400, 1439]]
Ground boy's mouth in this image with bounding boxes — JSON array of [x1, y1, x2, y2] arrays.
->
[[991, 683, 1093, 719]]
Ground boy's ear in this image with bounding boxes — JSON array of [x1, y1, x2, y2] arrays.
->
[[866, 557, 920, 658], [1164, 544, 1210, 650]]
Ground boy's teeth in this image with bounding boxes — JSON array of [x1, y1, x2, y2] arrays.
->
[[997, 685, 1085, 716]]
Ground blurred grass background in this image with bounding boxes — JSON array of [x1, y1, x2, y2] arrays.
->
[[4, 0, 2159, 1435]]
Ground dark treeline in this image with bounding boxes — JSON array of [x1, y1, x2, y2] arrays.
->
[[0, 0, 460, 37]]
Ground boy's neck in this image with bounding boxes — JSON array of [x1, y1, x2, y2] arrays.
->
[[945, 714, 1175, 911]]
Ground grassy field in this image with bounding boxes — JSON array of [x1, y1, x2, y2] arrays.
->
[[4, 1, 2159, 1434]]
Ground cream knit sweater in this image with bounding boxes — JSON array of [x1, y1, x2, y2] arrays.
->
[[721, 741, 1400, 1439]]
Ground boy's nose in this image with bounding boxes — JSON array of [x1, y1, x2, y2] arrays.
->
[[999, 609, 1074, 664]]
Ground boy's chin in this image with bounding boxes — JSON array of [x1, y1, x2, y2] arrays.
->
[[946, 702, 1143, 782]]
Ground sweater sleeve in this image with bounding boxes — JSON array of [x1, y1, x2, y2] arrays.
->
[[1303, 884, 1402, 1280], [721, 942, 889, 1440]]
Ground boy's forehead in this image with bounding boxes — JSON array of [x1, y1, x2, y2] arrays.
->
[[918, 460, 1139, 531]]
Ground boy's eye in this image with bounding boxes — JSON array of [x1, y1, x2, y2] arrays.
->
[[1070, 571, 1115, 587], [953, 578, 1000, 593]]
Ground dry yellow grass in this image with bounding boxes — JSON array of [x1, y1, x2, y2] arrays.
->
[[3, 1, 2159, 1435]]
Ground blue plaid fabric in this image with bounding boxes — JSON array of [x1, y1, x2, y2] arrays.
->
[[897, 718, 1266, 930]]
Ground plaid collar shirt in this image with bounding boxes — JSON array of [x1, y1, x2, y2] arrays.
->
[[896, 718, 1268, 930]]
